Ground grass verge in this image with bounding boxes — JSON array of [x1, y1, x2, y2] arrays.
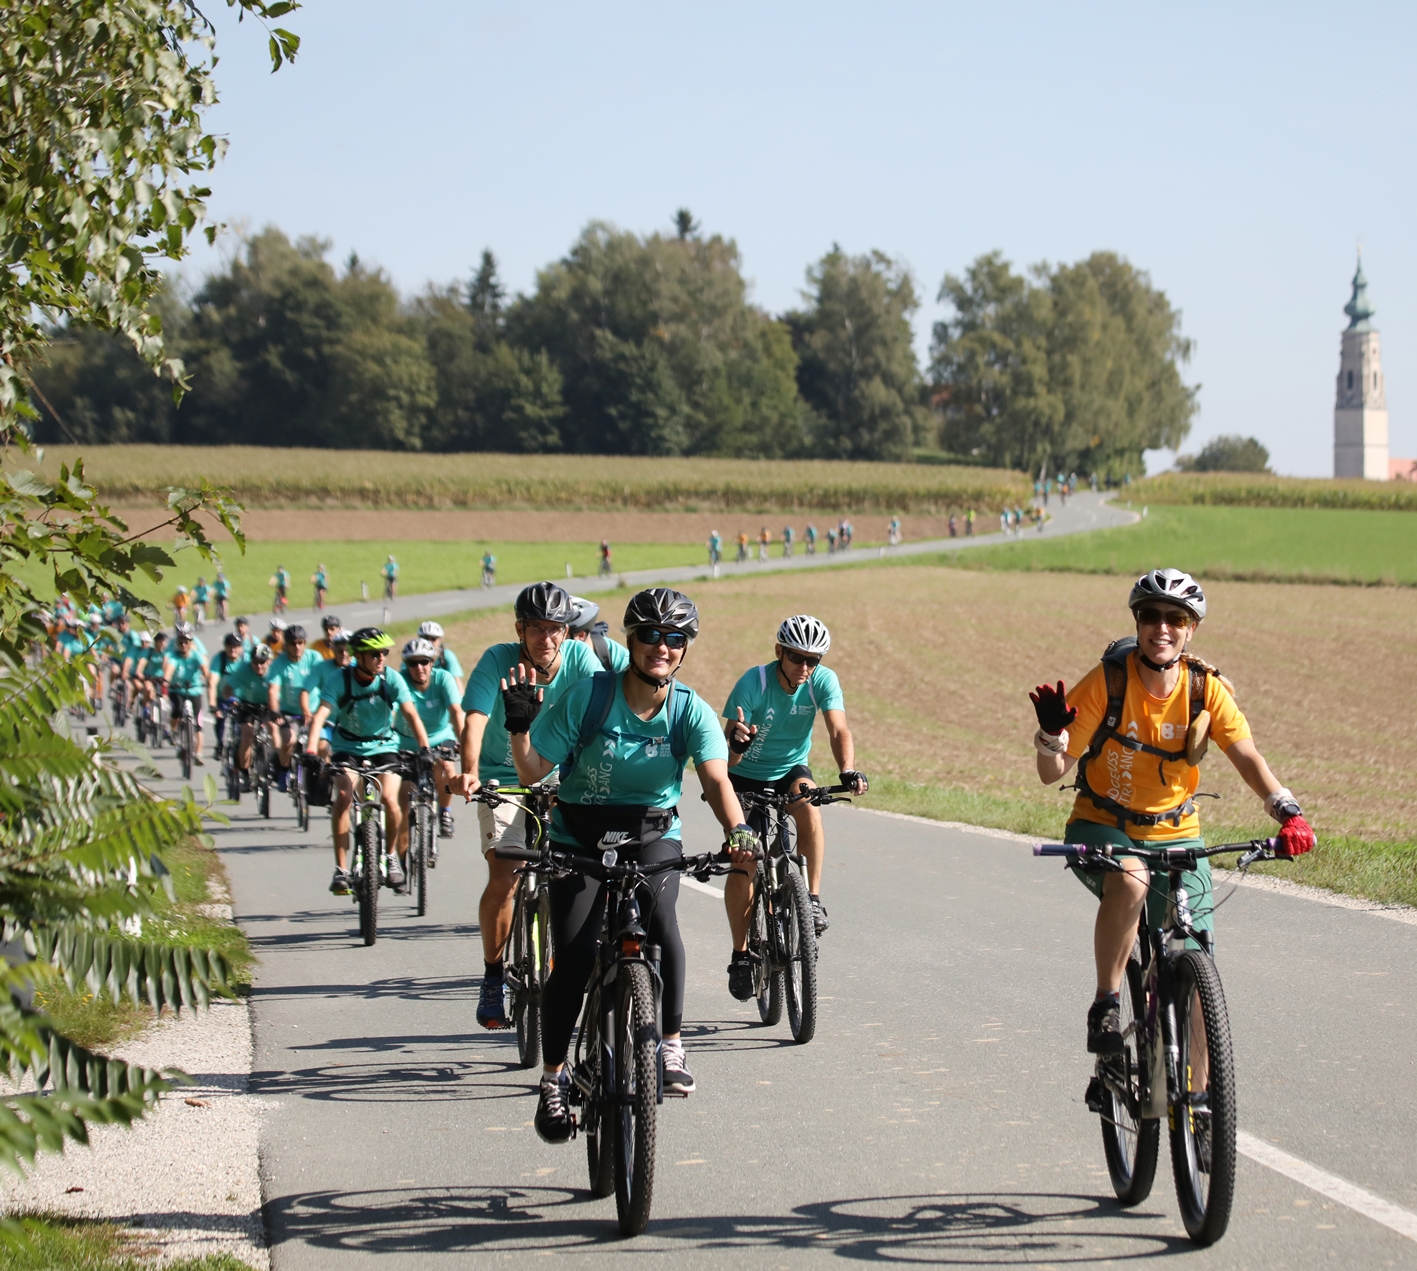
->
[[919, 503, 1417, 585], [1, 1214, 249, 1271], [25, 445, 1029, 513], [32, 836, 252, 1054]]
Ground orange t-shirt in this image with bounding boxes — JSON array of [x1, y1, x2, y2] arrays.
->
[[1064, 651, 1250, 841]]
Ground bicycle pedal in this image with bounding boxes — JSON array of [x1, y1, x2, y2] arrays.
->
[[1084, 1076, 1105, 1113]]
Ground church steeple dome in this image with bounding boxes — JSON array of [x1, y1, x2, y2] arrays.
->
[[1344, 254, 1376, 331]]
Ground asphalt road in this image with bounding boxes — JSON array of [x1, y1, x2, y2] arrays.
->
[[145, 731, 1417, 1269]]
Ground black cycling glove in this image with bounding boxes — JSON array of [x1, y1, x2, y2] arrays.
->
[[501, 681, 541, 735], [1029, 681, 1077, 735], [839, 769, 868, 793], [728, 725, 754, 755]]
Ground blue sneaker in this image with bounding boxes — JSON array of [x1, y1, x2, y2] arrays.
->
[[477, 973, 509, 1029]]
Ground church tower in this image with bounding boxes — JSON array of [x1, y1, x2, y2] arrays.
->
[[1333, 254, 1389, 479]]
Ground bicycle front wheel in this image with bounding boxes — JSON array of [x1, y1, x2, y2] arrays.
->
[[613, 961, 658, 1236], [510, 887, 540, 1070], [358, 813, 379, 946], [1170, 949, 1237, 1246], [1100, 946, 1160, 1204], [179, 715, 194, 781], [416, 803, 432, 916], [781, 867, 818, 1044]]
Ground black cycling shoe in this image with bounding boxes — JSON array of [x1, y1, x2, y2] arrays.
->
[[810, 894, 830, 936], [477, 974, 509, 1029], [438, 808, 455, 839], [727, 950, 756, 1001], [329, 870, 350, 897], [1087, 994, 1124, 1055], [534, 1072, 575, 1144]]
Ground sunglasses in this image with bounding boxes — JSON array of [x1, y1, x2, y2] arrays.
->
[[633, 627, 689, 650], [782, 650, 821, 668], [1135, 607, 1193, 629]]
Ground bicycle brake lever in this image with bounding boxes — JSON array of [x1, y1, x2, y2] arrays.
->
[[1235, 847, 1266, 870]]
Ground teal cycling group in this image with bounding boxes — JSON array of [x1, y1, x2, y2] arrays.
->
[[71, 564, 1315, 1157]]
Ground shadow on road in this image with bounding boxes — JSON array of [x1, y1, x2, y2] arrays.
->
[[264, 1185, 1193, 1261], [252, 1052, 534, 1105]]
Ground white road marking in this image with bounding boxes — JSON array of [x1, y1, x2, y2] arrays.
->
[[681, 876, 724, 898], [1237, 1130, 1417, 1241]]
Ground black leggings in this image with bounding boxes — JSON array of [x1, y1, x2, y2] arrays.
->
[[540, 836, 685, 1068]]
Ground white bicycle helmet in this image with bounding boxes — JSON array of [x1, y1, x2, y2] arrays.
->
[[1128, 569, 1207, 623], [402, 637, 437, 662], [417, 621, 444, 639], [776, 614, 831, 656], [269, 617, 288, 633]]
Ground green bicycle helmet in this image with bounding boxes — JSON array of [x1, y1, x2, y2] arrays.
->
[[349, 626, 395, 654]]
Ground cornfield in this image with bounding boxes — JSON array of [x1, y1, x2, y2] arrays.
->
[[1138, 472, 1417, 511], [23, 446, 1030, 514]]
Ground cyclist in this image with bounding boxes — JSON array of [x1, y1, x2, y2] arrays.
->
[[757, 527, 770, 562], [311, 629, 353, 760], [383, 555, 399, 601], [112, 613, 145, 712], [502, 588, 756, 1131], [192, 577, 210, 628], [454, 582, 603, 1030], [721, 615, 867, 986], [782, 525, 794, 558], [707, 530, 721, 567], [267, 624, 323, 789], [232, 615, 255, 655], [139, 630, 171, 741], [1028, 569, 1315, 1057], [172, 585, 190, 626], [55, 615, 86, 662], [210, 633, 245, 759], [120, 629, 153, 700], [225, 643, 274, 786], [597, 540, 612, 577], [312, 614, 344, 660], [805, 524, 818, 555], [417, 621, 464, 690], [163, 623, 213, 764], [567, 596, 628, 673], [480, 551, 496, 588], [270, 566, 290, 614], [311, 564, 328, 611], [213, 570, 231, 621], [736, 531, 749, 563], [307, 627, 431, 897], [395, 637, 464, 849]]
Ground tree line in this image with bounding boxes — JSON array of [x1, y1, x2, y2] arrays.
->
[[34, 215, 1196, 475]]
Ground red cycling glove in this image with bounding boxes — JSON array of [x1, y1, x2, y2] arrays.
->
[[1276, 815, 1315, 857], [1029, 681, 1078, 736]]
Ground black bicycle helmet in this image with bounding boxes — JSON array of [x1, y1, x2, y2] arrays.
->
[[567, 596, 600, 636], [321, 614, 341, 631], [285, 624, 307, 642], [515, 582, 575, 625], [622, 588, 699, 640], [223, 632, 242, 649]]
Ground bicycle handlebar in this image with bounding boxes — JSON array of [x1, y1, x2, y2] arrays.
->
[[494, 840, 738, 881], [1034, 838, 1287, 868]]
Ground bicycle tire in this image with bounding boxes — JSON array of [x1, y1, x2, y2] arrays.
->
[[179, 714, 193, 781], [358, 812, 379, 946], [1100, 946, 1160, 1204], [414, 804, 430, 918], [782, 867, 818, 1043], [293, 758, 309, 833], [112, 689, 127, 728], [511, 889, 540, 1070], [258, 773, 270, 819], [1170, 949, 1237, 1246], [226, 753, 242, 802], [613, 961, 658, 1236], [583, 983, 615, 1198], [750, 879, 782, 1025]]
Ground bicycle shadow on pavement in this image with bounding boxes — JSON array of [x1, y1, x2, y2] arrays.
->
[[251, 1053, 535, 1107], [250, 974, 476, 1004], [680, 1018, 811, 1055], [262, 1185, 1194, 1262]]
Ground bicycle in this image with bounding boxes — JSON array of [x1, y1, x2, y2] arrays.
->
[[495, 834, 738, 1236], [172, 695, 198, 781], [734, 782, 852, 1044], [1034, 836, 1291, 1246], [474, 778, 558, 1069], [134, 692, 158, 747], [333, 755, 416, 946], [239, 708, 276, 818], [109, 673, 128, 729], [401, 744, 456, 917], [288, 718, 311, 834]]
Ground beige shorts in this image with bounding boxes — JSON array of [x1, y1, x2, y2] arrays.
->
[[478, 800, 528, 858]]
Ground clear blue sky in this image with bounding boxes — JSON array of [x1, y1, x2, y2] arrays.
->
[[184, 1, 1417, 476]]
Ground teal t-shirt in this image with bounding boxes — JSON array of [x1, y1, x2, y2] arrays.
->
[[164, 649, 207, 696], [118, 631, 146, 667], [225, 660, 270, 706], [214, 577, 230, 598], [435, 647, 463, 679], [193, 583, 210, 603], [210, 652, 244, 697], [463, 638, 601, 785], [395, 666, 459, 748], [269, 649, 324, 714], [317, 663, 412, 757], [139, 649, 168, 681], [722, 663, 845, 780], [530, 675, 728, 843]]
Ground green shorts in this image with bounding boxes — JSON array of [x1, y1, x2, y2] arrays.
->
[[1065, 820, 1214, 948]]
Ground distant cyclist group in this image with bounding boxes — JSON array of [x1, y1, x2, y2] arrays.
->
[[57, 555, 1315, 1243]]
